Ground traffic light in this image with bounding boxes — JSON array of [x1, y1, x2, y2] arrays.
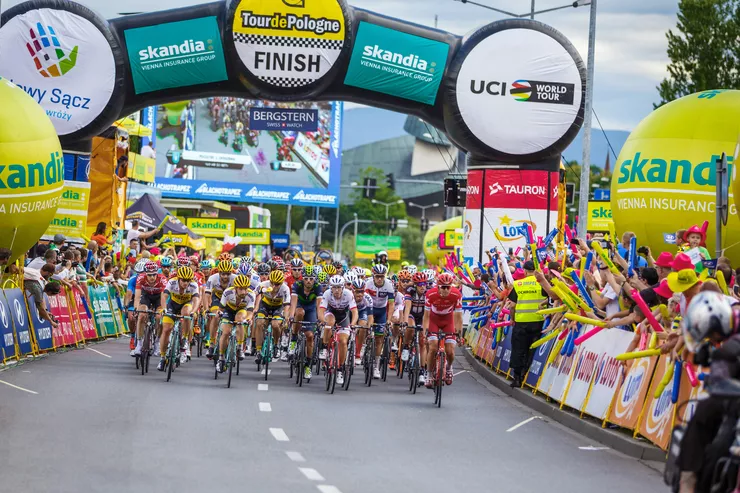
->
[[420, 218, 429, 232], [363, 177, 377, 199], [444, 178, 467, 207], [565, 182, 575, 206], [389, 217, 397, 231], [386, 173, 395, 191]]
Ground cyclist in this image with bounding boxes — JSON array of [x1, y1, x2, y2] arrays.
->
[[199, 260, 213, 283], [364, 264, 395, 379], [256, 262, 270, 282], [351, 278, 374, 365], [125, 260, 147, 343], [343, 271, 358, 289], [216, 275, 255, 373], [131, 261, 167, 357], [288, 265, 323, 381], [404, 271, 429, 385], [318, 275, 358, 386], [253, 270, 291, 365], [159, 256, 173, 278], [157, 266, 201, 371], [390, 270, 413, 369], [332, 261, 344, 277], [203, 260, 236, 359], [317, 269, 329, 295], [286, 258, 303, 289], [422, 273, 462, 388]]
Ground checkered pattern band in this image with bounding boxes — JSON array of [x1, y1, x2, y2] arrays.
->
[[234, 32, 343, 50], [256, 75, 315, 88]]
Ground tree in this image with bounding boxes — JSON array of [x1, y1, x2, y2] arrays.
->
[[563, 160, 612, 226], [656, 0, 740, 106]]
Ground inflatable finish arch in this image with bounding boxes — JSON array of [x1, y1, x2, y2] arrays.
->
[[0, 0, 586, 166]]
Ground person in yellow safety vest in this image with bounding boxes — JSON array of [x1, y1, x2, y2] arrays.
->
[[507, 260, 548, 388]]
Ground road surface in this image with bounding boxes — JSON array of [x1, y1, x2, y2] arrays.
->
[[0, 338, 664, 493]]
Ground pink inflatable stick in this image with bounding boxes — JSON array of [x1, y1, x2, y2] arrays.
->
[[574, 326, 605, 346], [630, 289, 664, 333]]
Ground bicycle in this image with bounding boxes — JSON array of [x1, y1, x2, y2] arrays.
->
[[163, 313, 191, 383], [392, 322, 406, 379], [406, 326, 424, 394], [323, 323, 340, 394], [219, 320, 248, 389], [342, 325, 365, 391], [290, 321, 315, 386], [255, 313, 284, 381], [134, 310, 158, 375], [193, 310, 209, 358], [363, 324, 383, 387], [379, 323, 392, 382], [430, 336, 457, 408]]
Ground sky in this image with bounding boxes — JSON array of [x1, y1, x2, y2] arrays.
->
[[1, 0, 679, 131]]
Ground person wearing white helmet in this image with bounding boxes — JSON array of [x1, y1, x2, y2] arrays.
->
[[364, 263, 395, 379], [125, 259, 149, 339], [318, 274, 358, 386], [131, 261, 167, 357]]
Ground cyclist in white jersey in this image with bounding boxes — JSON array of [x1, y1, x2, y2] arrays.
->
[[318, 275, 358, 386], [364, 264, 395, 379]]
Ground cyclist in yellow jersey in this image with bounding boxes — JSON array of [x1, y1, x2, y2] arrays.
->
[[203, 260, 236, 359], [253, 270, 291, 365], [157, 267, 201, 371], [216, 275, 255, 373]]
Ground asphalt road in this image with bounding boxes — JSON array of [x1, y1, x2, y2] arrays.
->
[[0, 338, 665, 493]]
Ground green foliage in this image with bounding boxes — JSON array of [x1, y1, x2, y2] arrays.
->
[[562, 160, 612, 222], [657, 0, 740, 106]]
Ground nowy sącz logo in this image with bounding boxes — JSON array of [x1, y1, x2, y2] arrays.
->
[[26, 22, 78, 78]]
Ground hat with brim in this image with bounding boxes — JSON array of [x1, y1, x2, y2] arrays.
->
[[512, 268, 526, 280], [655, 252, 674, 268], [683, 225, 706, 245], [653, 279, 673, 299], [671, 253, 694, 272], [667, 269, 699, 293]]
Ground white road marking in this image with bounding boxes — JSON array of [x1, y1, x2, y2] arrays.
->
[[317, 486, 342, 493], [261, 369, 272, 375], [286, 451, 306, 462], [22, 370, 30, 373], [259, 402, 272, 412], [506, 416, 541, 432], [299, 468, 325, 481], [0, 379, 38, 394], [258, 384, 268, 391], [453, 370, 468, 377], [579, 446, 610, 451], [86, 347, 111, 358], [270, 428, 289, 441]]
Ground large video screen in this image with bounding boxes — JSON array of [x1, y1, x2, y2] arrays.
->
[[153, 98, 342, 207]]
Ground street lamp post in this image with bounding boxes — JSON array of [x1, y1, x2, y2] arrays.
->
[[371, 199, 404, 235], [408, 202, 440, 220]]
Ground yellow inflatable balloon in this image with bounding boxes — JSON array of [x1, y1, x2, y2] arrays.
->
[[0, 77, 63, 261], [423, 216, 462, 266], [611, 89, 740, 262]]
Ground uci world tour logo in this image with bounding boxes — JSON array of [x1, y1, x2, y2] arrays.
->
[[511, 80, 531, 101], [26, 22, 78, 78]]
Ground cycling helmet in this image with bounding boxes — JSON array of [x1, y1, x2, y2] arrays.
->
[[269, 270, 285, 285], [377, 250, 388, 258], [317, 271, 328, 283], [364, 268, 372, 277], [344, 272, 358, 284], [333, 261, 343, 270], [303, 265, 316, 279], [233, 275, 250, 289], [314, 265, 323, 274], [398, 270, 412, 282], [436, 273, 454, 286], [351, 278, 366, 290], [242, 256, 254, 265], [407, 264, 418, 274], [329, 275, 344, 288], [683, 291, 735, 351], [217, 260, 233, 273], [353, 266, 365, 277], [177, 256, 190, 268], [218, 252, 231, 262], [238, 262, 251, 276], [290, 258, 304, 268], [232, 258, 241, 269], [159, 256, 173, 268], [324, 264, 337, 276], [272, 255, 283, 262], [412, 272, 427, 284], [144, 261, 158, 274], [257, 263, 270, 275], [275, 258, 285, 271], [424, 269, 436, 282], [200, 260, 211, 270], [177, 266, 194, 281], [134, 259, 148, 274], [266, 260, 278, 271], [372, 264, 388, 276], [190, 254, 200, 265]]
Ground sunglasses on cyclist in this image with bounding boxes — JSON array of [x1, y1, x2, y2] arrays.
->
[[373, 275, 385, 279], [438, 285, 451, 290]]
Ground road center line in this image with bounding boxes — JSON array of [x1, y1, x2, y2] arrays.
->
[[259, 402, 272, 412], [0, 379, 38, 394], [317, 486, 342, 493], [286, 451, 306, 462], [453, 370, 468, 377], [86, 347, 111, 358], [299, 468, 325, 481], [506, 416, 541, 432], [258, 383, 268, 391], [270, 428, 289, 441]]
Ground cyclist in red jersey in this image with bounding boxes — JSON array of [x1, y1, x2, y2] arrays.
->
[[286, 258, 303, 289], [132, 261, 167, 356], [422, 273, 463, 387]]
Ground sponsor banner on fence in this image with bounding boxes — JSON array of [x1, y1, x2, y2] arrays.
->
[[344, 22, 449, 105], [544, 349, 577, 403], [236, 228, 271, 245], [675, 369, 709, 427], [249, 107, 319, 132], [72, 285, 97, 340], [6, 288, 32, 355], [27, 294, 53, 350], [482, 208, 558, 250], [88, 286, 116, 337], [583, 329, 634, 419], [454, 28, 583, 156], [186, 217, 235, 238], [124, 16, 228, 94], [355, 235, 402, 261], [58, 180, 90, 212], [484, 169, 559, 211], [232, 0, 346, 89], [0, 291, 15, 361], [497, 327, 513, 375], [42, 180, 91, 243], [638, 355, 676, 450], [47, 292, 75, 347], [524, 332, 556, 388], [563, 336, 602, 411], [608, 356, 658, 430], [0, 8, 116, 135]]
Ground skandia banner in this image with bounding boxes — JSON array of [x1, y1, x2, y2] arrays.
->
[[232, 0, 346, 89], [249, 107, 319, 132], [124, 17, 228, 94], [0, 8, 117, 135], [344, 22, 449, 105], [454, 28, 583, 156], [186, 217, 235, 238]]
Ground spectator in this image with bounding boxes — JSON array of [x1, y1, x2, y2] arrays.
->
[[115, 155, 129, 182], [91, 222, 113, 247], [27, 247, 57, 270], [654, 252, 673, 281], [126, 219, 160, 248], [24, 263, 57, 329], [49, 233, 66, 251]]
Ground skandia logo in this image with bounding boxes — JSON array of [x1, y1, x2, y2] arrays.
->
[[27, 22, 79, 78], [361, 45, 437, 78], [616, 152, 735, 185], [138, 38, 211, 62], [156, 183, 192, 194], [293, 190, 336, 204], [191, 221, 228, 230], [244, 187, 291, 201], [195, 183, 242, 197], [0, 151, 64, 189]]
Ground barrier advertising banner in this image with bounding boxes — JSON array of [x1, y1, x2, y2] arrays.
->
[[583, 330, 634, 419], [27, 294, 53, 350], [637, 355, 676, 450], [0, 291, 16, 361], [71, 286, 97, 341], [524, 332, 556, 388], [47, 292, 75, 346], [563, 340, 602, 411], [608, 356, 658, 430], [6, 288, 33, 356], [545, 350, 576, 403], [88, 286, 116, 337], [186, 217, 235, 237]]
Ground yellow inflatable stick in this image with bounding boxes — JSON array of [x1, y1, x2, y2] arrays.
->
[[654, 358, 675, 398], [649, 332, 658, 349], [553, 285, 578, 312], [590, 241, 620, 275], [717, 270, 729, 295], [579, 256, 586, 280], [564, 313, 607, 327], [530, 328, 561, 349], [537, 306, 567, 315], [615, 348, 661, 361]]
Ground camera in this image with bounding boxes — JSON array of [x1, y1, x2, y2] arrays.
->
[[638, 246, 649, 256]]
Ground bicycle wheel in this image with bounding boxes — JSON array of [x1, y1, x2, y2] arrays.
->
[[166, 333, 176, 382], [344, 360, 352, 391], [436, 352, 445, 408], [396, 347, 404, 379], [367, 344, 375, 387], [410, 351, 420, 394], [329, 347, 338, 394], [381, 337, 389, 382], [236, 351, 241, 376], [227, 340, 235, 389]]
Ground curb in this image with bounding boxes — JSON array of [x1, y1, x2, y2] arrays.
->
[[462, 348, 667, 462]]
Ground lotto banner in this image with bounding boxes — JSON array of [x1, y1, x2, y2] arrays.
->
[[71, 286, 98, 341], [543, 349, 576, 403], [563, 335, 603, 411], [582, 330, 634, 420], [608, 356, 659, 430], [47, 293, 76, 347], [27, 294, 54, 351], [637, 355, 677, 450]]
